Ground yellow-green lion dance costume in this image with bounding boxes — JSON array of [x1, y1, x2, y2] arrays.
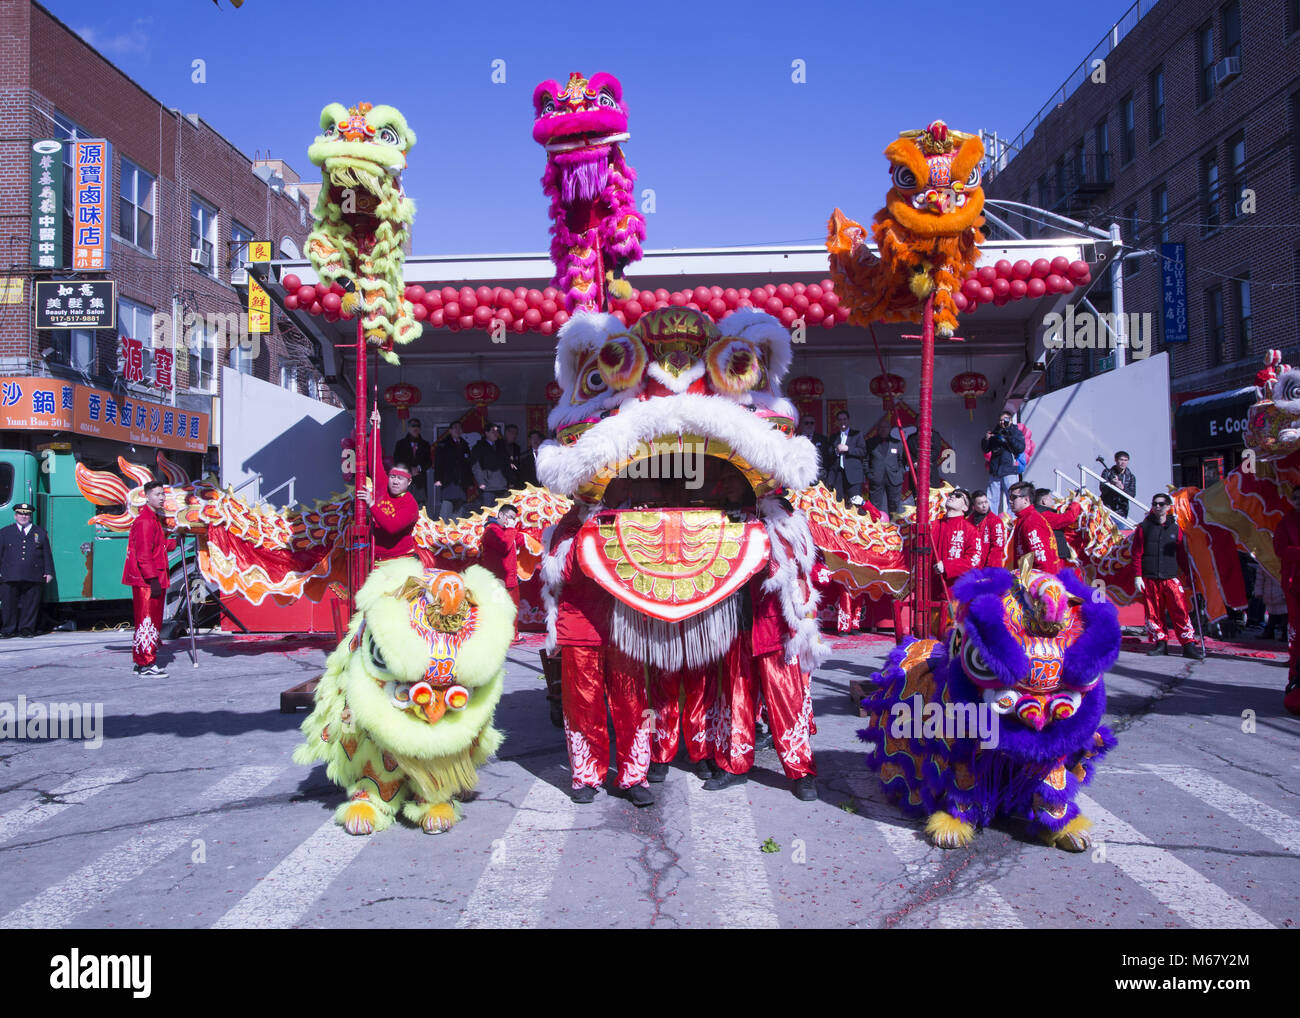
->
[[294, 561, 514, 835], [307, 101, 421, 364]]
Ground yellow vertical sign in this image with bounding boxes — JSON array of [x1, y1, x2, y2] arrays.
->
[[248, 241, 271, 262], [248, 277, 270, 333]]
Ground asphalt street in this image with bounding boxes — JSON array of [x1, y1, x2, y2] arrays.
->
[[0, 626, 1295, 929]]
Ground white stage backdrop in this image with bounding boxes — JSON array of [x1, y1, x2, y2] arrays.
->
[[1021, 352, 1172, 510]]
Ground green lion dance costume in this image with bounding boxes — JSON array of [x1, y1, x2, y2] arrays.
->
[[294, 561, 514, 835], [306, 101, 421, 364]]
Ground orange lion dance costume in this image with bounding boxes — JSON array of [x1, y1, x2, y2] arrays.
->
[[827, 120, 985, 339]]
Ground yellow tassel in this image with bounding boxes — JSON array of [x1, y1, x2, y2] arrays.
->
[[925, 810, 976, 848]]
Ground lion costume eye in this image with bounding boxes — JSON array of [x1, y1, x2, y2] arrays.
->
[[377, 127, 399, 146], [966, 165, 982, 188], [893, 165, 918, 190], [368, 633, 389, 674], [961, 638, 997, 686], [598, 90, 617, 108], [575, 359, 610, 402]]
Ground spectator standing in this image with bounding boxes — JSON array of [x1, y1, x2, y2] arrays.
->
[[798, 415, 830, 486], [864, 425, 905, 517], [503, 424, 524, 491], [123, 482, 176, 676], [1100, 451, 1137, 519], [472, 423, 512, 508], [825, 410, 866, 503], [982, 410, 1025, 513], [0, 503, 53, 639], [391, 418, 432, 507], [520, 430, 544, 487], [433, 421, 472, 518]]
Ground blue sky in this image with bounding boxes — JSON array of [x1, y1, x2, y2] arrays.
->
[[43, 0, 1139, 255]]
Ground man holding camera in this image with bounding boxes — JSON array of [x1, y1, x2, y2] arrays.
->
[[982, 411, 1025, 514], [1099, 451, 1137, 519]]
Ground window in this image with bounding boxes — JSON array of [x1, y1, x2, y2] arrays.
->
[[1124, 205, 1140, 276], [279, 364, 300, 392], [1201, 152, 1221, 233], [1120, 94, 1136, 164], [1149, 66, 1165, 143], [1095, 119, 1111, 182], [229, 221, 253, 282], [117, 297, 156, 382], [229, 339, 253, 376], [41, 328, 96, 373], [1206, 287, 1225, 365], [118, 158, 154, 251], [185, 317, 219, 392], [1152, 183, 1169, 245], [189, 195, 218, 276], [1222, 1, 1241, 62], [1197, 22, 1215, 104], [1228, 132, 1247, 217], [1234, 275, 1252, 359]]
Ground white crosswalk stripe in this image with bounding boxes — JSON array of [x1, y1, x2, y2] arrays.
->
[[683, 777, 780, 929], [0, 769, 133, 847], [212, 818, 370, 929], [1076, 793, 1274, 929], [871, 819, 1023, 928], [1142, 764, 1300, 855], [0, 765, 281, 929], [457, 778, 577, 928]]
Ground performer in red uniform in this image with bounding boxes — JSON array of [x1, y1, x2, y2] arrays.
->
[[932, 488, 981, 590], [967, 491, 1007, 568], [123, 481, 176, 677], [547, 508, 653, 805], [1008, 481, 1061, 573], [1271, 487, 1300, 713], [365, 409, 419, 562], [481, 503, 526, 640], [1036, 489, 1085, 567], [1131, 493, 1203, 659]]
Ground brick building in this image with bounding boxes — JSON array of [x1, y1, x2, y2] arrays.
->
[[0, 0, 330, 477], [983, 0, 1300, 484]]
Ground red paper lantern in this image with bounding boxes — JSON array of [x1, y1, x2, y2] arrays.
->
[[384, 383, 422, 421], [464, 380, 501, 406], [950, 371, 989, 419], [788, 376, 825, 400], [545, 381, 563, 404], [869, 372, 906, 411]]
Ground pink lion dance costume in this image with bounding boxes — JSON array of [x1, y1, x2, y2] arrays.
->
[[533, 72, 646, 313]]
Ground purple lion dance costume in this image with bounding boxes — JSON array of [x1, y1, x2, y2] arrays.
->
[[859, 565, 1120, 852], [533, 72, 646, 313]]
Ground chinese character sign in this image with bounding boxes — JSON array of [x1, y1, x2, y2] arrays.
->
[[35, 280, 116, 330], [121, 336, 145, 383], [71, 139, 111, 272], [248, 277, 270, 334], [1161, 243, 1188, 345], [30, 140, 64, 269], [154, 348, 174, 390], [248, 241, 271, 262]]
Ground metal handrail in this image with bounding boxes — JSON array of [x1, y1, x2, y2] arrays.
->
[[1053, 464, 1147, 527], [262, 477, 296, 506]]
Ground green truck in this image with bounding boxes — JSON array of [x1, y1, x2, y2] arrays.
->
[[0, 445, 210, 635]]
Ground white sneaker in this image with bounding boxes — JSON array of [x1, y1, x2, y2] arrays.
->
[[141, 664, 169, 678]]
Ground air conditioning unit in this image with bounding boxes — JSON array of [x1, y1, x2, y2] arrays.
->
[[190, 247, 210, 268], [230, 267, 248, 285], [1214, 56, 1241, 87]]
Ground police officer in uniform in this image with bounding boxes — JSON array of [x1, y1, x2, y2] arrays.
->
[[0, 503, 53, 638]]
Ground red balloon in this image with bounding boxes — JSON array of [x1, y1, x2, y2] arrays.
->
[[835, 306, 850, 322], [474, 305, 493, 326], [459, 290, 477, 311], [511, 318, 527, 333], [776, 283, 795, 302], [612, 310, 627, 326], [954, 293, 968, 311], [297, 285, 316, 305], [321, 292, 342, 313], [978, 286, 995, 304], [992, 278, 1010, 298], [639, 291, 655, 307], [406, 285, 426, 304], [708, 297, 727, 318], [540, 299, 558, 317], [807, 303, 826, 322], [514, 286, 528, 300], [510, 297, 527, 317], [723, 288, 739, 304], [282, 273, 301, 292], [1009, 278, 1028, 298], [524, 308, 543, 327], [670, 291, 688, 307], [977, 266, 997, 285], [540, 320, 555, 336], [423, 289, 442, 308], [994, 259, 1013, 277], [553, 310, 570, 327], [309, 300, 322, 315], [962, 278, 982, 299], [444, 300, 461, 319], [475, 285, 492, 305], [429, 310, 445, 328], [779, 307, 798, 327], [686, 302, 701, 311], [1045, 273, 1068, 293], [441, 286, 458, 303], [1069, 260, 1091, 281], [1050, 256, 1071, 276], [526, 289, 543, 308], [765, 297, 784, 315], [792, 281, 806, 295], [458, 315, 474, 330], [792, 293, 810, 313], [543, 286, 559, 300], [738, 288, 751, 299], [708, 285, 723, 300], [1012, 260, 1032, 280], [822, 313, 836, 328], [821, 278, 834, 290], [284, 294, 300, 311], [821, 291, 839, 311], [805, 283, 823, 301], [1031, 259, 1051, 278], [993, 294, 1009, 307], [654, 288, 670, 302], [412, 303, 428, 321], [1026, 277, 1047, 298], [496, 308, 513, 326], [691, 286, 710, 306]]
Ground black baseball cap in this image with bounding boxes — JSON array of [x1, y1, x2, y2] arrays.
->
[[13, 503, 34, 514]]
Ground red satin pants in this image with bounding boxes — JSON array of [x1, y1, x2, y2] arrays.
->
[[752, 652, 817, 780], [132, 585, 165, 667], [649, 666, 715, 764], [560, 646, 651, 790], [1142, 577, 1195, 644]]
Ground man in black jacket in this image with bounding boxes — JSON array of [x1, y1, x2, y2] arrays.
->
[[866, 426, 907, 518], [825, 410, 867, 503], [473, 423, 512, 507], [391, 418, 433, 507], [1132, 493, 1204, 660], [503, 424, 524, 491], [798, 415, 830, 486], [1100, 451, 1137, 518], [433, 421, 472, 518], [0, 503, 53, 638], [982, 410, 1025, 514], [520, 429, 544, 487]]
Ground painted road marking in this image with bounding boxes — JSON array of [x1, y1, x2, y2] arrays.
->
[[0, 769, 133, 847], [683, 777, 779, 929], [1143, 764, 1300, 855]]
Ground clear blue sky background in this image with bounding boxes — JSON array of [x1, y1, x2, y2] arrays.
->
[[41, 0, 1138, 255]]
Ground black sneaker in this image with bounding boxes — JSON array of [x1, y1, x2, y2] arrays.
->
[[703, 769, 748, 791], [1181, 642, 1206, 660], [571, 785, 598, 804], [622, 784, 655, 807], [141, 664, 168, 678], [693, 758, 713, 780], [792, 776, 818, 802], [647, 762, 669, 783], [1144, 640, 1168, 656]]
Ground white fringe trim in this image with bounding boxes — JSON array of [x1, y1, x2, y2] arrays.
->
[[758, 496, 827, 671], [609, 596, 740, 671]]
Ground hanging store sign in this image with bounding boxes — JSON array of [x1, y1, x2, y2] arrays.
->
[[71, 139, 112, 272], [30, 139, 64, 269], [35, 280, 116, 329], [248, 277, 270, 333], [1160, 242, 1188, 345]]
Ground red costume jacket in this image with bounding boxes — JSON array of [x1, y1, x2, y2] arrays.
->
[[750, 563, 786, 658], [1276, 510, 1300, 592], [481, 521, 525, 590], [369, 458, 419, 560], [1011, 505, 1061, 573], [932, 516, 981, 582], [972, 512, 1007, 568], [123, 509, 176, 588], [552, 512, 609, 647]]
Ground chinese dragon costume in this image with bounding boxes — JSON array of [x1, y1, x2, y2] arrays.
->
[[293, 560, 514, 835], [860, 564, 1120, 852], [828, 120, 985, 339], [306, 101, 421, 364], [533, 72, 646, 313]]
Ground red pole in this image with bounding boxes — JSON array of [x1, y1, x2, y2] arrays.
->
[[350, 316, 369, 616], [914, 294, 936, 638]]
